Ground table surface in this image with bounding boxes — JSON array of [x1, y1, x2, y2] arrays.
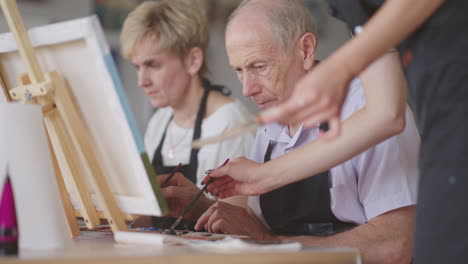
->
[[0, 231, 361, 264]]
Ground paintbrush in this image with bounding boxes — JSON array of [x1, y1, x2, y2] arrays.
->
[[191, 120, 259, 149], [160, 163, 182, 188], [191, 117, 330, 149], [167, 159, 230, 233]]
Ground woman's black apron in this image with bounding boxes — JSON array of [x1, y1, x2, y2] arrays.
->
[[260, 140, 355, 236], [151, 79, 229, 183], [151, 88, 209, 184], [150, 80, 229, 229]]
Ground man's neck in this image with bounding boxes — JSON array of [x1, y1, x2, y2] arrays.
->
[[172, 77, 204, 128], [288, 122, 301, 138]]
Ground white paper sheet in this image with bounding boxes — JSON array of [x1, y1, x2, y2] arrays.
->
[[115, 231, 301, 252], [0, 103, 72, 249]]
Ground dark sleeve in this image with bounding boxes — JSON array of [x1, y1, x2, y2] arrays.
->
[[326, 0, 385, 31]]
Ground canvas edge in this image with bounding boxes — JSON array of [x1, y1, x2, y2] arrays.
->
[[0, 15, 167, 216]]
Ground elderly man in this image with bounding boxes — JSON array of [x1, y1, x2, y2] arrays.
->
[[190, 0, 420, 263]]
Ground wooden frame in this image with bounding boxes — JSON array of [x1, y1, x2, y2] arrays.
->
[[0, 0, 166, 235]]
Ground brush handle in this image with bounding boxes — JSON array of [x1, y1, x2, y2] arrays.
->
[[160, 163, 182, 188], [169, 215, 184, 231], [168, 179, 214, 231]]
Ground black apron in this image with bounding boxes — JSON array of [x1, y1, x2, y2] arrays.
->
[[151, 80, 231, 230], [260, 140, 355, 236]]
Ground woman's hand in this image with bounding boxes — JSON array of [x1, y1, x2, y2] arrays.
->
[[158, 172, 213, 220], [258, 55, 354, 141], [203, 157, 274, 198]]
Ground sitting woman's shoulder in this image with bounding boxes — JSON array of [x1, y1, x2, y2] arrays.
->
[[205, 92, 252, 125], [205, 91, 235, 117]]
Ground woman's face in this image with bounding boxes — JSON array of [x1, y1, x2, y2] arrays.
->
[[131, 37, 191, 108]]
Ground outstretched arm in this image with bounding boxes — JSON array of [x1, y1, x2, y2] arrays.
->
[[207, 52, 409, 197], [259, 0, 445, 137]]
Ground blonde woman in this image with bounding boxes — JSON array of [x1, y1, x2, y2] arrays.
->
[[121, 0, 253, 225]]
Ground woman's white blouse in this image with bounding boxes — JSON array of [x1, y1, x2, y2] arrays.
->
[[145, 100, 255, 192]]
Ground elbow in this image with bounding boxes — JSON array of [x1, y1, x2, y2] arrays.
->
[[377, 107, 406, 138], [371, 227, 414, 264], [385, 239, 413, 264], [388, 112, 406, 136]]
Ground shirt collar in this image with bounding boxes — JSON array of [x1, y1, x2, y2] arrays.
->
[[262, 122, 315, 149]]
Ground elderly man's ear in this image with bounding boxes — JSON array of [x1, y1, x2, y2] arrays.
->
[[299, 32, 317, 71], [185, 46, 204, 76]]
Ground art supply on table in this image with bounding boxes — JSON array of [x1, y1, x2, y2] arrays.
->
[[160, 163, 182, 188], [167, 159, 230, 234], [0, 168, 18, 256], [191, 119, 330, 149]]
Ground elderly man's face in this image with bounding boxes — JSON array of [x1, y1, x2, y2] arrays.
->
[[226, 19, 305, 110]]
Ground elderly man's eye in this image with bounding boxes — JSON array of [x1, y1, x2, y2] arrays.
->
[[234, 68, 244, 80]]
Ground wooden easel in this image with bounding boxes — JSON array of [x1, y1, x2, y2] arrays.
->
[[0, 0, 128, 237]]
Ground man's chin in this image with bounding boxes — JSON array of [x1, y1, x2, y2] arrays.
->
[[257, 101, 276, 110]]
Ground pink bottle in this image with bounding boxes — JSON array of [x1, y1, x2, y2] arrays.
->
[[0, 168, 19, 256]]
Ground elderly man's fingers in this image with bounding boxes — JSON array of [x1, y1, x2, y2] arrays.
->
[[195, 204, 217, 230], [211, 218, 229, 234], [205, 206, 224, 233]]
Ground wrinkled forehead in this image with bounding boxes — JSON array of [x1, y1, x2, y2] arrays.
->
[[225, 18, 283, 65]]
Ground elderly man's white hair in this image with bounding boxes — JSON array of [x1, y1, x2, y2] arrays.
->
[[227, 0, 317, 53]]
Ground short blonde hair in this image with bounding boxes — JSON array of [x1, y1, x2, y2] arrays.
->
[[120, 0, 209, 76], [228, 0, 317, 53]]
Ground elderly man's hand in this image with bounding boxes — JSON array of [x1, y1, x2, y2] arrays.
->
[[194, 202, 274, 240], [202, 157, 274, 198], [258, 58, 352, 141], [157, 172, 213, 221]]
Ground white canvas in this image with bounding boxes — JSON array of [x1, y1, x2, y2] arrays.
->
[[0, 103, 72, 249], [0, 16, 165, 217]]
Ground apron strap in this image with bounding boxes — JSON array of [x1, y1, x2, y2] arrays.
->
[[188, 87, 210, 178], [151, 85, 211, 184]]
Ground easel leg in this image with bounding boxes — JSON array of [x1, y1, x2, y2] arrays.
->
[[46, 132, 81, 238], [48, 71, 127, 233]]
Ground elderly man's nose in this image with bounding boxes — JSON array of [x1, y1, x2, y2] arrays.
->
[[242, 73, 259, 97]]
